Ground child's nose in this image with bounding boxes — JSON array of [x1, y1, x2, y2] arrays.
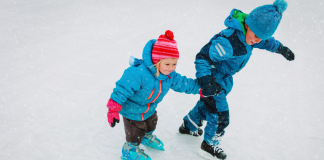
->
[[256, 38, 261, 43]]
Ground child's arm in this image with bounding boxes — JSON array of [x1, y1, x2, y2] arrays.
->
[[107, 67, 141, 127], [275, 43, 295, 61], [107, 99, 122, 127], [253, 37, 280, 52], [110, 67, 142, 105], [195, 59, 213, 79], [195, 60, 222, 97], [195, 36, 236, 97], [253, 37, 295, 61], [170, 72, 200, 94]]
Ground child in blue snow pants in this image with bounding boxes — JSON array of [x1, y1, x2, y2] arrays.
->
[[179, 1, 295, 160]]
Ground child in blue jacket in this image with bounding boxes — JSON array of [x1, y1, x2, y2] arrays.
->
[[106, 30, 200, 160], [178, 0, 295, 159]]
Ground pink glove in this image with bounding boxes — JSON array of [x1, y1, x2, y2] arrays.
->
[[106, 99, 122, 127]]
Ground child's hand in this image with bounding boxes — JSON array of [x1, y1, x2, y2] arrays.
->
[[200, 83, 222, 97], [107, 111, 120, 127], [198, 75, 222, 97], [276, 43, 295, 61], [106, 99, 122, 127]]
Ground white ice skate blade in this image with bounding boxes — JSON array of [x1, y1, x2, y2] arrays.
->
[[198, 149, 218, 160]]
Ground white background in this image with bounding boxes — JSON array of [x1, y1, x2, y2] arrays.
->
[[1, 0, 324, 159]]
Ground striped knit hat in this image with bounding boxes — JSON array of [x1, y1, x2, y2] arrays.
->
[[151, 30, 179, 64]]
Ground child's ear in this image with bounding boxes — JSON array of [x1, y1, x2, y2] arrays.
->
[[244, 23, 248, 29]]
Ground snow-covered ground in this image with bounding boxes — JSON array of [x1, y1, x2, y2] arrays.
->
[[1, 0, 324, 159]]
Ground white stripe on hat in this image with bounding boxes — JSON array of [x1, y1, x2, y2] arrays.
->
[[156, 41, 177, 47]]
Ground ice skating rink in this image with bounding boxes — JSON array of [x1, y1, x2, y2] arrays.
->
[[1, 0, 324, 159]]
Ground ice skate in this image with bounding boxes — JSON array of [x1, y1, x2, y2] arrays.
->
[[121, 142, 151, 160], [179, 120, 203, 137], [198, 140, 227, 160], [141, 133, 164, 151]]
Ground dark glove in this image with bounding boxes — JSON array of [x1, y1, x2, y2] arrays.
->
[[198, 75, 222, 97], [276, 43, 295, 61]]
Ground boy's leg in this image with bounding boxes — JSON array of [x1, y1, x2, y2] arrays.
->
[[204, 110, 230, 145], [198, 94, 229, 160], [181, 100, 208, 135], [204, 92, 230, 144], [199, 110, 229, 160]]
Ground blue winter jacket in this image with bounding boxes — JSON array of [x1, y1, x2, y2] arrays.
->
[[110, 40, 200, 121], [196, 9, 281, 95]]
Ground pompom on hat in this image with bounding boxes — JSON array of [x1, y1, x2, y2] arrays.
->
[[245, 0, 288, 40], [151, 30, 179, 64]]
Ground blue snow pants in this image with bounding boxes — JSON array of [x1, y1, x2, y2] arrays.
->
[[183, 94, 230, 146]]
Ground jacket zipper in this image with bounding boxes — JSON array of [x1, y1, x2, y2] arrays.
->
[[147, 89, 155, 99], [141, 80, 162, 121]]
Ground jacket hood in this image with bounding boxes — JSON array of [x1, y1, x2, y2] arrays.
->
[[128, 39, 172, 81], [224, 9, 248, 35]]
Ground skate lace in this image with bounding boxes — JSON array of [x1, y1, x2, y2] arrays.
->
[[212, 146, 223, 153], [190, 130, 199, 136]]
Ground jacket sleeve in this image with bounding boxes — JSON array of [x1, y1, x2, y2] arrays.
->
[[253, 37, 281, 52], [170, 72, 200, 94], [110, 67, 142, 105], [195, 59, 212, 78], [195, 36, 232, 78]]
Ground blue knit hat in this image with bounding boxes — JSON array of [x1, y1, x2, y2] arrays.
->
[[245, 0, 288, 40]]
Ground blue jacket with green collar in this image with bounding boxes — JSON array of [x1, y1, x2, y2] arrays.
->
[[110, 39, 200, 121], [196, 9, 281, 96]]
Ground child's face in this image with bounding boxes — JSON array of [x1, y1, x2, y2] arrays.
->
[[159, 58, 178, 75], [245, 23, 262, 45]]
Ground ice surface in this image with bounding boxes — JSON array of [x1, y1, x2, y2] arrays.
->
[[1, 0, 324, 159]]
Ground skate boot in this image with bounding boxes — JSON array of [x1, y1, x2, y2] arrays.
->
[[179, 120, 203, 136], [198, 140, 227, 160], [141, 133, 164, 151], [121, 142, 151, 160]]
